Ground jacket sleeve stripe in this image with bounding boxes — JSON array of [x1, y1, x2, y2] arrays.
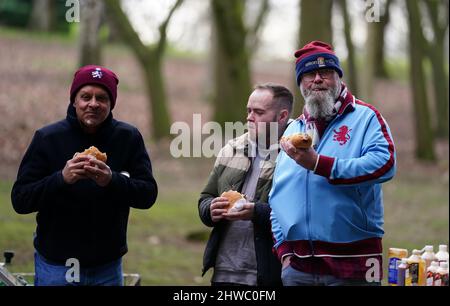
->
[[329, 100, 395, 185]]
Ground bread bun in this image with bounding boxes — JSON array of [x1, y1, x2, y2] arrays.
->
[[282, 133, 312, 149], [220, 190, 246, 212], [77, 146, 107, 162]]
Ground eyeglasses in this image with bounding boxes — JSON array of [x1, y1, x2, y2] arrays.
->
[[302, 69, 335, 82]]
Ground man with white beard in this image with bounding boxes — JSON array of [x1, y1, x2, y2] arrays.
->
[[269, 41, 397, 286]]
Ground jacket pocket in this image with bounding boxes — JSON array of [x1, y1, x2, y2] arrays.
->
[[356, 187, 368, 231]]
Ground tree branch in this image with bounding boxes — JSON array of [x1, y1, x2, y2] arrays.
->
[[156, 0, 184, 57], [248, 0, 269, 50], [105, 0, 150, 64], [423, 0, 448, 42]]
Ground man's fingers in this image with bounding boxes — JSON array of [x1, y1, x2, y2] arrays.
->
[[71, 155, 92, 163], [281, 140, 296, 155], [84, 165, 101, 174], [212, 209, 227, 216], [72, 169, 87, 175], [212, 197, 229, 203], [211, 199, 229, 209], [88, 158, 108, 169], [72, 173, 88, 180], [280, 139, 288, 152], [70, 160, 90, 169], [243, 202, 254, 210]]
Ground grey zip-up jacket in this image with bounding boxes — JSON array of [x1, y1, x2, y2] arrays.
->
[[198, 133, 281, 286]]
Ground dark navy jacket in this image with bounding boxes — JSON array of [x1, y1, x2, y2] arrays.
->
[[11, 104, 158, 267]]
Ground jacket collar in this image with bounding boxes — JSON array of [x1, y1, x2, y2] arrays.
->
[[231, 133, 278, 161], [336, 83, 355, 115]]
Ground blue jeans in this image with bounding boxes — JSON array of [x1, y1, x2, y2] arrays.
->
[[281, 265, 381, 286], [34, 252, 123, 286]]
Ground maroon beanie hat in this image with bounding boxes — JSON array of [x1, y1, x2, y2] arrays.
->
[[70, 65, 119, 109], [294, 40, 343, 85]]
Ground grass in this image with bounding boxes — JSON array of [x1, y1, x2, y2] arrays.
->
[[0, 24, 77, 44], [0, 180, 213, 286], [1, 166, 448, 286], [0, 25, 448, 286]]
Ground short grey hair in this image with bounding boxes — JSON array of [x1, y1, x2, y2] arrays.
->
[[254, 83, 294, 115]]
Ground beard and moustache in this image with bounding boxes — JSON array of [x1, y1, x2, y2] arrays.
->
[[300, 80, 341, 121]]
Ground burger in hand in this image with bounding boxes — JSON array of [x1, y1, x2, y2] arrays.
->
[[282, 132, 312, 149], [220, 190, 247, 213], [76, 146, 107, 163]]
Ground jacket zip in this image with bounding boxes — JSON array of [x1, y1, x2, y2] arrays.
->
[[303, 114, 342, 256], [305, 170, 314, 256]]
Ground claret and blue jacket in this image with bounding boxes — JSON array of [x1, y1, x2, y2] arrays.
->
[[269, 88, 396, 264]]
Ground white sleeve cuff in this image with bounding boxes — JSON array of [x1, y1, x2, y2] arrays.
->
[[313, 154, 320, 173]]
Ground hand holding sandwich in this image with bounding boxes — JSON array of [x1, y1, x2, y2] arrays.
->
[[83, 157, 112, 187], [280, 133, 318, 171], [62, 146, 112, 186], [210, 190, 254, 222]]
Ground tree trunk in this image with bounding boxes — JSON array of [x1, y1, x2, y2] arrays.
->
[[79, 0, 104, 66], [338, 0, 358, 95], [428, 42, 449, 138], [405, 0, 436, 161], [104, 9, 122, 43], [142, 55, 172, 140], [293, 0, 333, 117], [363, 0, 392, 102], [28, 0, 54, 31], [106, 0, 180, 140], [423, 0, 449, 138], [211, 0, 251, 125], [373, 0, 392, 78], [247, 0, 270, 51]]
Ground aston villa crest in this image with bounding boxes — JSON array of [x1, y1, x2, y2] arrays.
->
[[92, 67, 103, 79], [317, 57, 325, 67]]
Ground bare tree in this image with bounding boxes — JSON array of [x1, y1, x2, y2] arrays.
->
[[210, 0, 269, 125], [405, 0, 436, 160], [363, 0, 393, 102], [293, 0, 333, 116], [337, 0, 359, 95], [79, 0, 104, 66], [422, 0, 449, 138], [246, 0, 270, 50], [106, 0, 183, 140], [28, 0, 55, 31]]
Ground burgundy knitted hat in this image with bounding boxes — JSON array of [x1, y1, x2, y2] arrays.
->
[[294, 41, 343, 85], [70, 65, 119, 109]]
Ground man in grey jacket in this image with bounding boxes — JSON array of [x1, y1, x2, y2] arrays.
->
[[198, 83, 293, 286]]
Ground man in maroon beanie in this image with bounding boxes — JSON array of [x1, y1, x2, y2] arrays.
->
[[11, 65, 158, 286], [269, 41, 396, 286]]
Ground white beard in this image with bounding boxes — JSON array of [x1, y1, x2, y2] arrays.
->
[[301, 81, 341, 120]]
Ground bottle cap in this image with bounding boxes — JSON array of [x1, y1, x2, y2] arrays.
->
[[424, 245, 434, 252]]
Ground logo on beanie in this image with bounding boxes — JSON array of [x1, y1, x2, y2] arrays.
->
[[91, 67, 103, 79], [317, 57, 325, 67]]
